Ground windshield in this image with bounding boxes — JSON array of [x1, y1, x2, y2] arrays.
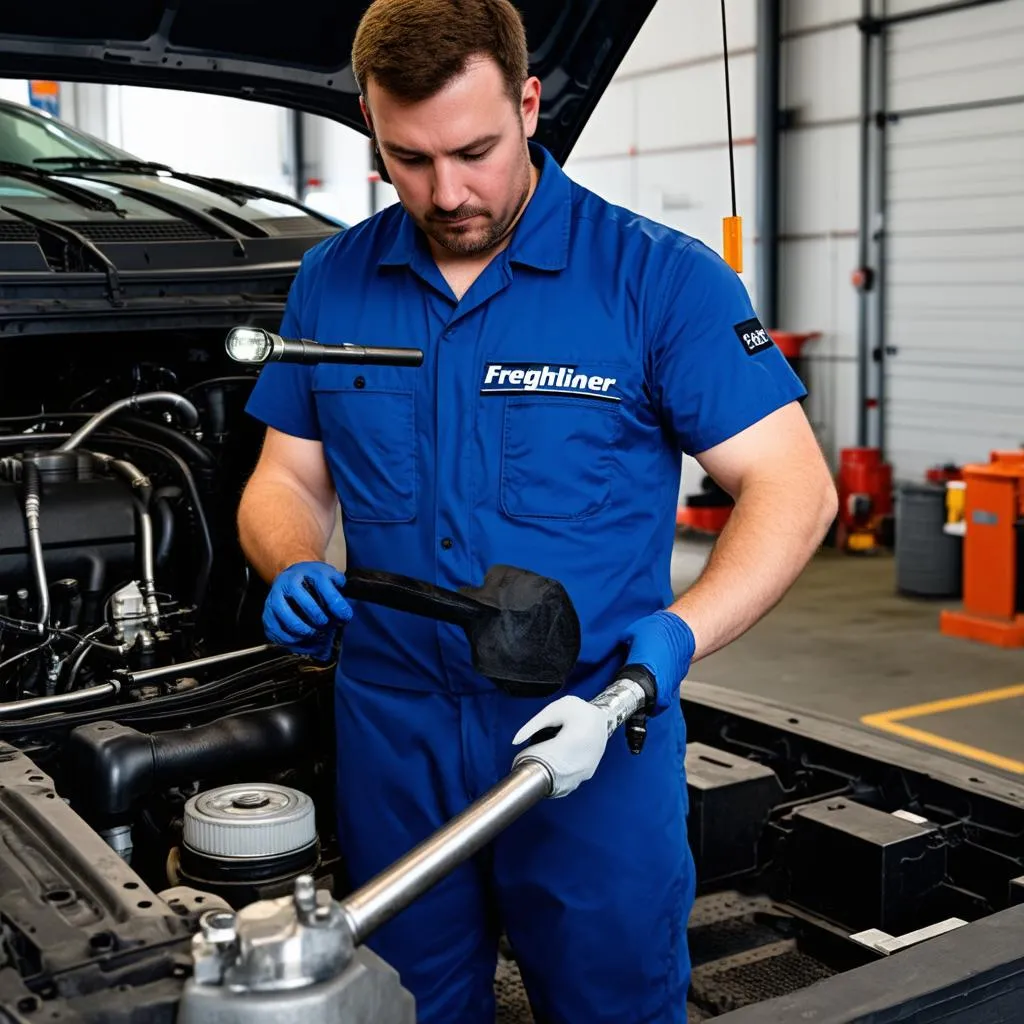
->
[[0, 101, 133, 166]]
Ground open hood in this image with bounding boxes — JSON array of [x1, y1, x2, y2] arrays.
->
[[0, 0, 656, 164]]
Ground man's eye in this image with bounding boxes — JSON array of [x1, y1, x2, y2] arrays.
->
[[395, 155, 426, 166], [462, 150, 489, 162]]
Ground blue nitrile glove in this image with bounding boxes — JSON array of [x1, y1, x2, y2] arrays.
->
[[620, 610, 696, 715], [263, 561, 353, 662]]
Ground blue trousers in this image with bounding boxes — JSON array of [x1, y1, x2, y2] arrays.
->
[[334, 672, 695, 1023]]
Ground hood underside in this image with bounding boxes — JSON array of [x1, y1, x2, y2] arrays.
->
[[0, 0, 656, 164]]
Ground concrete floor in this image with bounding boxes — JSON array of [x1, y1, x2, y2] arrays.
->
[[672, 535, 1024, 776]]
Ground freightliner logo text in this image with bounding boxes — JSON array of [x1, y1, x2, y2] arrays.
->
[[480, 363, 620, 402]]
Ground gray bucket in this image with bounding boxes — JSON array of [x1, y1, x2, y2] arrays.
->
[[895, 482, 962, 598]]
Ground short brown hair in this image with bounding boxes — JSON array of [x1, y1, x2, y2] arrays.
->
[[352, 0, 529, 108]]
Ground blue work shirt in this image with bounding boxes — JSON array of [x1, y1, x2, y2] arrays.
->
[[245, 142, 805, 698]]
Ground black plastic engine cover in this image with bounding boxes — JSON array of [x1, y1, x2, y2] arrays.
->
[[782, 797, 948, 935], [0, 475, 136, 602], [686, 742, 783, 887]]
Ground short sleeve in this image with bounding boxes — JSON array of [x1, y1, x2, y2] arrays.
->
[[647, 240, 806, 456], [244, 250, 320, 441]]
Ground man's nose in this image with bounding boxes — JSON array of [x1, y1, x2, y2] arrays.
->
[[432, 160, 470, 212]]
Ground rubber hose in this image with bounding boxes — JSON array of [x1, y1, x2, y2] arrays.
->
[[65, 701, 315, 819]]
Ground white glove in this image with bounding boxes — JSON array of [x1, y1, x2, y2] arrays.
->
[[511, 696, 611, 798]]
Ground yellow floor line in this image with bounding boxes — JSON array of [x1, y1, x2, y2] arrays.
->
[[861, 714, 1024, 775], [860, 683, 1024, 775], [869, 683, 1024, 721]]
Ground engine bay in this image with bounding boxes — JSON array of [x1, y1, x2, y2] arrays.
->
[[0, 327, 346, 983]]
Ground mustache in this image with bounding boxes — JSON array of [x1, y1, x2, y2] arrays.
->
[[428, 205, 490, 222]]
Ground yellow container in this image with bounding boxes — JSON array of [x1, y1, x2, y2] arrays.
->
[[946, 479, 966, 526]]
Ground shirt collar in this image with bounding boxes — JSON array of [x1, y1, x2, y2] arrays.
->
[[379, 141, 571, 273]]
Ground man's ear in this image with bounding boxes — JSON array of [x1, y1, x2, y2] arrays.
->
[[360, 96, 392, 186], [521, 76, 542, 138]]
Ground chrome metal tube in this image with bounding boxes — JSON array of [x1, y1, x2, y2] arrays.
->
[[126, 644, 275, 684], [342, 760, 552, 945], [20, 460, 49, 632], [137, 507, 160, 627], [91, 453, 161, 627], [0, 681, 119, 718], [58, 393, 200, 453], [591, 678, 647, 735]]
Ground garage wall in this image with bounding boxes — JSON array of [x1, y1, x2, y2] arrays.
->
[[882, 0, 1024, 479], [778, 0, 863, 468], [102, 86, 294, 197], [566, 0, 758, 297]]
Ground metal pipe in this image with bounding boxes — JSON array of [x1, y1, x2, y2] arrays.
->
[[341, 676, 648, 945], [0, 680, 119, 718], [755, 0, 781, 327], [92, 453, 161, 628], [126, 644, 275, 684], [21, 460, 49, 633], [58, 393, 199, 453], [341, 761, 553, 945], [857, 0, 873, 446], [874, 5, 889, 458], [137, 505, 160, 627]]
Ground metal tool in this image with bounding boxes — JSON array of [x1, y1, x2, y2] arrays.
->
[[178, 674, 646, 1023]]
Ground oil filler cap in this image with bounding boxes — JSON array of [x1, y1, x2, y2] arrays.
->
[[183, 783, 316, 858]]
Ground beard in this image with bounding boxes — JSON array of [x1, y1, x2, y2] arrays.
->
[[419, 148, 533, 256]]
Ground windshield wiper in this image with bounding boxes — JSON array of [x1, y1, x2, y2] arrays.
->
[[31, 158, 336, 226], [0, 162, 123, 214], [33, 157, 174, 173], [1, 204, 124, 306]]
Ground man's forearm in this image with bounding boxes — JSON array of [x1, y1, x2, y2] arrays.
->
[[669, 476, 835, 661], [238, 476, 336, 583]]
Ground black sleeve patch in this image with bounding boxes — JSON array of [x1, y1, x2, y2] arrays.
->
[[733, 317, 775, 357]]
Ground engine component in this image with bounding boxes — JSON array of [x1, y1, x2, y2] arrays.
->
[[685, 742, 783, 886], [0, 450, 136, 620], [178, 783, 320, 908], [65, 702, 316, 820], [179, 876, 414, 1024], [0, 742, 195, 1021], [112, 580, 150, 648], [782, 797, 948, 934], [58, 391, 199, 453]]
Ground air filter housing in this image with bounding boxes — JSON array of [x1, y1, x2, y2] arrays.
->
[[179, 783, 320, 908]]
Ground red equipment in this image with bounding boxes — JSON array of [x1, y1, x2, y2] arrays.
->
[[836, 447, 892, 553]]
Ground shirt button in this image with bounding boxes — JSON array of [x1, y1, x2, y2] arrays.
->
[[354, 376, 366, 389], [440, 537, 453, 550]]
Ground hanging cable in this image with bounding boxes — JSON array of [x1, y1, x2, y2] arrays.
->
[[720, 0, 743, 272]]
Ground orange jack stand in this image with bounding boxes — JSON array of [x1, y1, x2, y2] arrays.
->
[[940, 451, 1024, 647]]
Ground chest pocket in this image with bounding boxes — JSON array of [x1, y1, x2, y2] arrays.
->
[[500, 396, 622, 520], [312, 375, 417, 524]]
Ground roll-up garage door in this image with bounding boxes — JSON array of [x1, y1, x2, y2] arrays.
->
[[884, 0, 1024, 480]]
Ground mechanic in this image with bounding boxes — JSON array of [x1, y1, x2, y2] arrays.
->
[[236, 0, 838, 1020]]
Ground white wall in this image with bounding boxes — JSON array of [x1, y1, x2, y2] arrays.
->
[[103, 86, 293, 197], [779, 1, 863, 468], [0, 79, 30, 105]]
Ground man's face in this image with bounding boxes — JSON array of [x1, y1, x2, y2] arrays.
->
[[363, 58, 540, 257]]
